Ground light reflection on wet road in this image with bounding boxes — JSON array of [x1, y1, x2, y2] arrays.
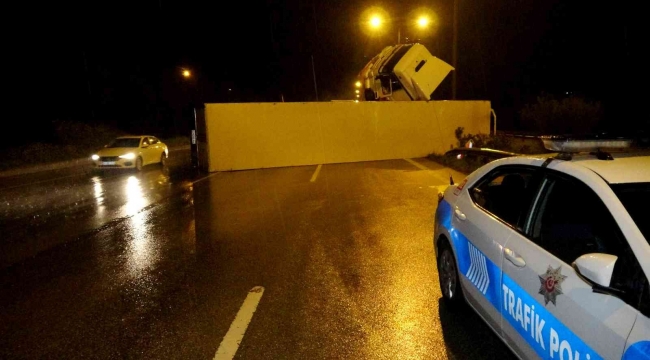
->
[[0, 156, 515, 359], [0, 150, 192, 268]]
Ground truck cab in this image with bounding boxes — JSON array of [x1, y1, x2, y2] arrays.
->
[[359, 43, 454, 101]]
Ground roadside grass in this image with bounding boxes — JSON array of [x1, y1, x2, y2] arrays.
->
[[0, 121, 189, 172]]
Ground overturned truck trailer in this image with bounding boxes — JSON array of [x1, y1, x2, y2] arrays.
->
[[359, 43, 454, 101]]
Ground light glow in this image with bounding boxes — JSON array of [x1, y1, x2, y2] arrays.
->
[[119, 153, 136, 160], [417, 16, 430, 28], [370, 15, 382, 28]]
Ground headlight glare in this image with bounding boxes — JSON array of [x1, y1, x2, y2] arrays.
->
[[119, 153, 136, 160], [91, 154, 100, 161]]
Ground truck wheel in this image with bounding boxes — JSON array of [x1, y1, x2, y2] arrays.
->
[[364, 88, 376, 101]]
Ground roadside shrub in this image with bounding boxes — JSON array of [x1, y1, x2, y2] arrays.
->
[[54, 121, 125, 150], [0, 121, 126, 172], [453, 127, 545, 154], [519, 95, 603, 135], [454, 127, 513, 152]]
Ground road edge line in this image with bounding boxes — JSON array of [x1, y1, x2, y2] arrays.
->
[[310, 164, 322, 182], [192, 172, 220, 185], [404, 158, 430, 171]]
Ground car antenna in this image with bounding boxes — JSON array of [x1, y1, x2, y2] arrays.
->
[[449, 174, 455, 186]]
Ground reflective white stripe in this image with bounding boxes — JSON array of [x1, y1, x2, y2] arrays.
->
[[466, 243, 477, 280], [466, 241, 490, 294]]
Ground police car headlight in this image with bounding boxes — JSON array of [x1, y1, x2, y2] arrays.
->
[[119, 153, 136, 160], [91, 154, 100, 161]]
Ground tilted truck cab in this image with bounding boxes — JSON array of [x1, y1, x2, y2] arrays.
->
[[359, 43, 454, 101]]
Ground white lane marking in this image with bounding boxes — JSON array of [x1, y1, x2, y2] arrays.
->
[[214, 286, 265, 360], [404, 158, 430, 171], [310, 164, 322, 183], [192, 172, 220, 185]]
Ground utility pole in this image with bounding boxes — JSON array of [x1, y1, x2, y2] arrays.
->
[[311, 0, 320, 102], [82, 51, 95, 120], [311, 55, 319, 101], [452, 0, 458, 99]]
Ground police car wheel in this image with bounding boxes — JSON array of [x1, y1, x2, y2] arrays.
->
[[438, 242, 463, 304]]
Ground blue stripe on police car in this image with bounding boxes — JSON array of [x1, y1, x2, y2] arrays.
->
[[622, 341, 650, 360]]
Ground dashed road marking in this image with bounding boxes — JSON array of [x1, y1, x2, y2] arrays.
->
[[214, 286, 265, 360], [404, 158, 430, 171], [310, 164, 322, 182]]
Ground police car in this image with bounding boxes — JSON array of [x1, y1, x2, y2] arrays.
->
[[434, 139, 649, 359]]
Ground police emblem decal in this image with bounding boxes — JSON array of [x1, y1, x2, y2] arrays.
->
[[538, 265, 567, 306]]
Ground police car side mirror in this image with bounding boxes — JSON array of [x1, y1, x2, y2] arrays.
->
[[573, 254, 625, 298]]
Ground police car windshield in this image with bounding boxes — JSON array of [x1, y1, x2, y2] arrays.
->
[[611, 183, 650, 245]]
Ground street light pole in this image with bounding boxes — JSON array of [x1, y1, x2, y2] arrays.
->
[[452, 0, 458, 99], [179, 67, 200, 169]]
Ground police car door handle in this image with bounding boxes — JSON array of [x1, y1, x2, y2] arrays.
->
[[454, 208, 467, 221], [504, 248, 526, 267]]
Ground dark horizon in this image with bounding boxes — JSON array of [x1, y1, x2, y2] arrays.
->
[[5, 0, 648, 147]]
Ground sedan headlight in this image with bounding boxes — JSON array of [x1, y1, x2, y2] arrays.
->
[[119, 153, 136, 160], [91, 154, 100, 161]]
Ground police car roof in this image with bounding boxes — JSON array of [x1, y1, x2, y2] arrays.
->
[[568, 151, 650, 184]]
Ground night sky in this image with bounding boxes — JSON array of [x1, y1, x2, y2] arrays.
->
[[6, 0, 647, 146]]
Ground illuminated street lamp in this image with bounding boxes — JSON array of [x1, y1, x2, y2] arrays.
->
[[369, 15, 382, 29], [417, 16, 430, 29], [363, 8, 436, 45], [355, 89, 360, 94], [355, 81, 362, 88], [182, 69, 191, 78]]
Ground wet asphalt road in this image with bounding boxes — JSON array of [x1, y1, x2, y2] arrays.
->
[[0, 155, 516, 359]]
